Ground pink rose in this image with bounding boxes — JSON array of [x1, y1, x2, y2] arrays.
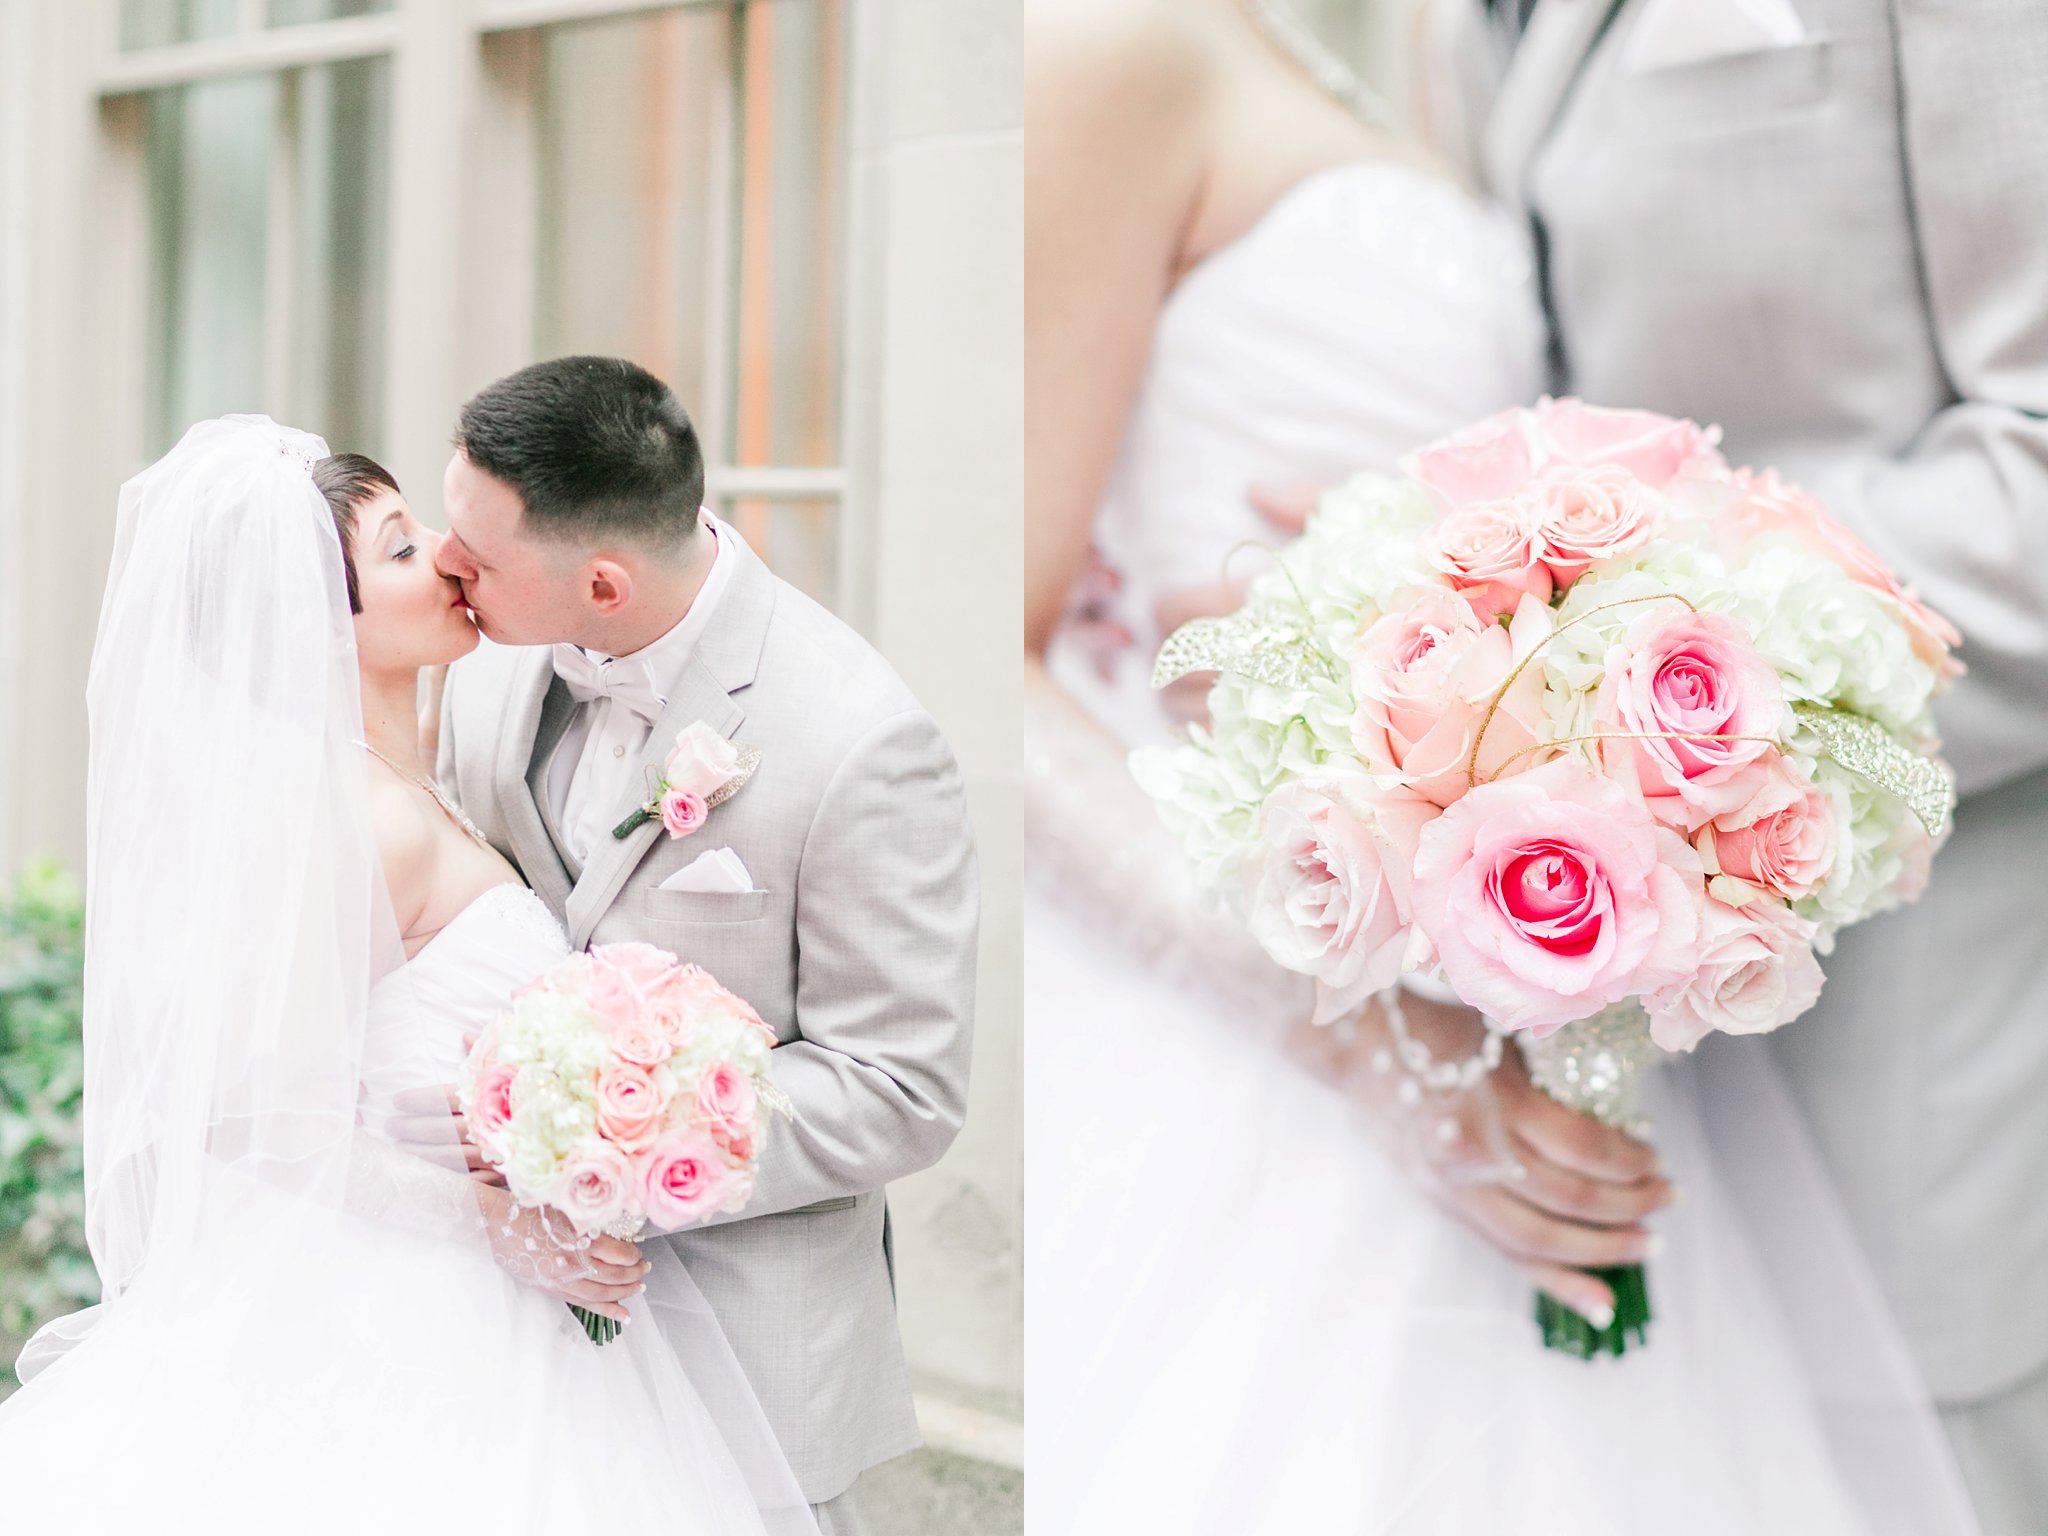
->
[[660, 787, 707, 839], [1731, 468, 1963, 675], [468, 1061, 518, 1148], [1698, 761, 1837, 903], [1351, 589, 1551, 804], [594, 1063, 669, 1150], [662, 965, 775, 1046], [640, 1127, 740, 1228], [609, 1018, 674, 1070], [662, 721, 740, 800], [1242, 779, 1434, 1024], [696, 1062, 760, 1157], [593, 941, 680, 996], [1411, 758, 1703, 1034], [578, 960, 641, 1028], [1428, 500, 1553, 619], [1596, 611, 1786, 830], [1533, 398, 1724, 490], [549, 1142, 636, 1237], [1528, 465, 1663, 587], [1645, 897, 1823, 1052], [1407, 406, 1540, 504]]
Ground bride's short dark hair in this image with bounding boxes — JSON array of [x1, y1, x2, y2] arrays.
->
[[452, 356, 704, 559], [312, 453, 400, 615]]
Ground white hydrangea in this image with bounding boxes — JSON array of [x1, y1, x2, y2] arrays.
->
[[1729, 543, 1939, 736]]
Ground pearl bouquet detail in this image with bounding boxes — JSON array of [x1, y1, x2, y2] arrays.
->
[[1134, 399, 1960, 1358]]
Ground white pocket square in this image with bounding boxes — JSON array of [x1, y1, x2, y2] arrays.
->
[[1623, 0, 1806, 73], [658, 847, 756, 894]]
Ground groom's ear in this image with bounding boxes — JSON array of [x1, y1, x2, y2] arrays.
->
[[585, 557, 634, 615]]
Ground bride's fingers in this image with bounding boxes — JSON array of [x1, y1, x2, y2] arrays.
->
[[560, 1276, 647, 1309], [1451, 1184, 1656, 1270], [1522, 1263, 1618, 1331], [386, 1113, 464, 1145], [1495, 1055, 1660, 1185], [1505, 1133, 1672, 1226], [390, 1084, 460, 1117]]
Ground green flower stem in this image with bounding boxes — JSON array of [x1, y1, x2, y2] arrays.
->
[[1536, 1263, 1651, 1359], [611, 806, 656, 841], [570, 1303, 621, 1346]]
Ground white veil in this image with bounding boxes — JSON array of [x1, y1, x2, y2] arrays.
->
[[76, 413, 398, 1310], [7, 417, 817, 1536]]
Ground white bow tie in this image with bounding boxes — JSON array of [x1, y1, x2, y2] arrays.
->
[[551, 644, 667, 724]]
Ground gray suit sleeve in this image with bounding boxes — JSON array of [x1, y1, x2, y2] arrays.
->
[[668, 707, 978, 1229], [1814, 13, 2048, 796]]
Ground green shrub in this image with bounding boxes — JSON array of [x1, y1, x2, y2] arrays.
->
[[0, 862, 96, 1397]]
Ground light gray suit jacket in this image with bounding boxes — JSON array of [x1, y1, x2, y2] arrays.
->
[[1479, 0, 2048, 1400], [439, 525, 979, 1497]]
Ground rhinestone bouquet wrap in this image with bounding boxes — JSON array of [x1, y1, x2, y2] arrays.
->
[[460, 944, 789, 1345], [1133, 399, 1960, 1358], [1522, 1003, 1658, 1356]]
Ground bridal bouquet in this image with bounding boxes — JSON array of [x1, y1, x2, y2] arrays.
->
[[1134, 398, 1959, 1358], [460, 943, 788, 1343]]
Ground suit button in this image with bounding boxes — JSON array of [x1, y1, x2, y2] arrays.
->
[[613, 745, 626, 757]]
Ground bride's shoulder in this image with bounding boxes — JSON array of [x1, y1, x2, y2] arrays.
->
[[366, 776, 437, 927], [1029, 0, 1211, 124]]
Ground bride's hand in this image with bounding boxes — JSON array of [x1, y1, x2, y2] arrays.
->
[[1302, 992, 1673, 1329], [478, 1183, 650, 1324]]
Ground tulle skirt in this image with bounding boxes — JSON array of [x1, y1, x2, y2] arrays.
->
[[1026, 891, 1981, 1534], [0, 1172, 814, 1535]]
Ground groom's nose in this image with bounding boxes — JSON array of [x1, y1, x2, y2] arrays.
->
[[435, 534, 474, 581]]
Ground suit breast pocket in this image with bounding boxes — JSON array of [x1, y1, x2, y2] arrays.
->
[[631, 885, 773, 926], [1612, 38, 1832, 140]]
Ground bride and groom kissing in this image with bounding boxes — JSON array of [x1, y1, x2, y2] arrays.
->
[[0, 355, 978, 1536]]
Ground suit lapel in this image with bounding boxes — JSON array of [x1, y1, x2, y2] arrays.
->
[[1484, 0, 1627, 211], [493, 647, 575, 916], [563, 525, 779, 950]]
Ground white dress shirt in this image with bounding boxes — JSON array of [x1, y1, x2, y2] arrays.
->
[[549, 517, 733, 866]]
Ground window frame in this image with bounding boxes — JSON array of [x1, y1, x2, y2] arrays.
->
[[91, 0, 861, 615]]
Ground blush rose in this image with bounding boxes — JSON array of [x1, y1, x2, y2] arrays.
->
[[1411, 758, 1703, 1034]]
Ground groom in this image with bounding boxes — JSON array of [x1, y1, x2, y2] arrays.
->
[[1449, 0, 2048, 1525], [432, 356, 979, 1535]]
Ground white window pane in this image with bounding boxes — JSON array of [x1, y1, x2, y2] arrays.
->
[[720, 496, 837, 609], [533, 8, 729, 401], [120, 0, 240, 51], [731, 0, 846, 470], [268, 0, 393, 27], [289, 56, 391, 456], [145, 75, 274, 451], [143, 57, 390, 458]]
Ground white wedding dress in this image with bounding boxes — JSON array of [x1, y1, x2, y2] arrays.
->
[[1028, 162, 1980, 1533], [0, 882, 813, 1535]]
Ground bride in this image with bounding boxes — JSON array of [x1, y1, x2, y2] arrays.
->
[[0, 416, 816, 1534], [1025, 2, 1980, 1530]]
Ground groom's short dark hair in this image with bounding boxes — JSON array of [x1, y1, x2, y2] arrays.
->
[[454, 357, 705, 556]]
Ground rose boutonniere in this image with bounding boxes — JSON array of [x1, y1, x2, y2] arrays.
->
[[612, 721, 762, 840]]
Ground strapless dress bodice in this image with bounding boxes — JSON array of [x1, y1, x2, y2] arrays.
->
[[364, 883, 572, 1097], [1053, 159, 1546, 745]]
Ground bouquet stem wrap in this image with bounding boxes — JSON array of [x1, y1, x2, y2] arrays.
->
[[1520, 1002, 1657, 1359]]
